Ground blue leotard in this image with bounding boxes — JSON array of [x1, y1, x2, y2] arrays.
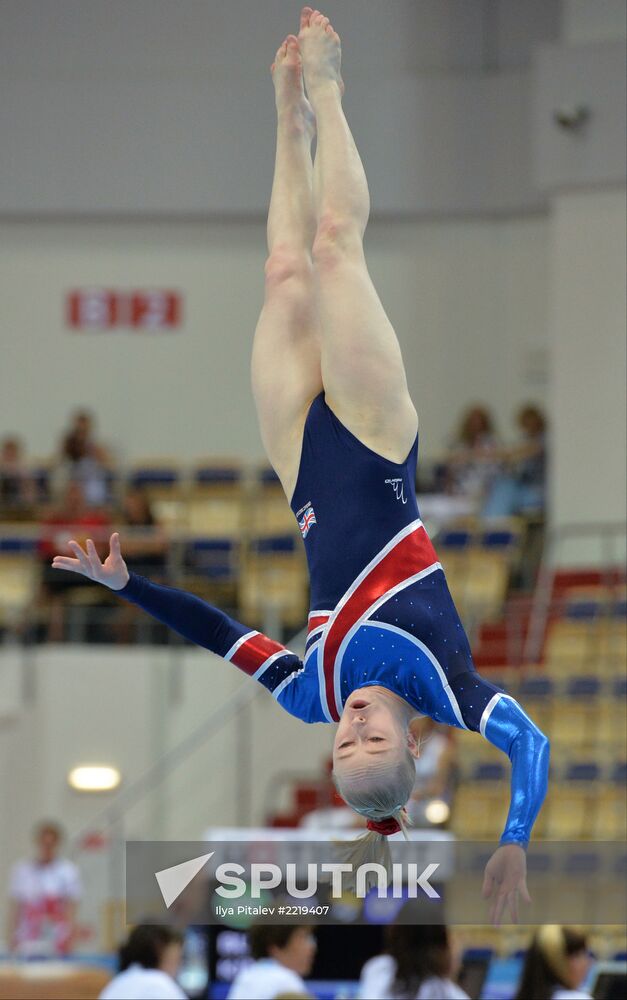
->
[[118, 393, 549, 845]]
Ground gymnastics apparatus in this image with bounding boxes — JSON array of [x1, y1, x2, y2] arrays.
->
[[52, 8, 549, 925]]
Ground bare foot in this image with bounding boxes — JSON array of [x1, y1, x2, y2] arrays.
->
[[298, 7, 344, 98], [271, 34, 315, 141]]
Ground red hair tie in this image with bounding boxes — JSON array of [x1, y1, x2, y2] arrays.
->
[[366, 817, 401, 836]]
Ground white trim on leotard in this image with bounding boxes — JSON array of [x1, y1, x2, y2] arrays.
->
[[224, 630, 260, 662]]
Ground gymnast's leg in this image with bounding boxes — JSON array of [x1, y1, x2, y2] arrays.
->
[[299, 7, 417, 461], [251, 32, 323, 502]]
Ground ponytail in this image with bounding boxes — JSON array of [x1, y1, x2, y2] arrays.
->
[[332, 808, 410, 892]]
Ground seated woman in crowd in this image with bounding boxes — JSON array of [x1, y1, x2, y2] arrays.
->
[[406, 717, 457, 828], [228, 923, 317, 1000], [114, 489, 168, 643], [358, 918, 468, 1000], [514, 925, 591, 1000], [52, 409, 113, 507], [99, 924, 186, 1000], [0, 435, 36, 515], [38, 480, 111, 641], [483, 404, 547, 518], [444, 406, 502, 509]]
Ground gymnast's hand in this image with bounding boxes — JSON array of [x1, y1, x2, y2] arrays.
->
[[482, 843, 531, 926], [51, 532, 130, 591]]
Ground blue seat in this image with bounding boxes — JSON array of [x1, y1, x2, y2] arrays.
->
[[519, 676, 554, 698], [564, 762, 600, 782], [565, 600, 601, 620], [438, 529, 472, 549], [613, 678, 627, 698], [562, 851, 601, 875], [259, 466, 281, 485], [472, 762, 507, 782], [250, 535, 297, 555], [480, 529, 517, 549], [130, 468, 179, 487], [612, 762, 627, 785], [565, 676, 601, 698], [0, 536, 38, 553], [194, 466, 241, 485], [184, 538, 238, 581], [525, 851, 553, 874]]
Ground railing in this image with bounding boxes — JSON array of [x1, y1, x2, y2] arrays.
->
[[524, 521, 627, 664]]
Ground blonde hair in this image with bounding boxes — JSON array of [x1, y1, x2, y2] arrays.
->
[[536, 925, 571, 983], [332, 749, 415, 889]]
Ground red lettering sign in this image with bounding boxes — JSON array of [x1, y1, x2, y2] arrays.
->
[[66, 290, 181, 330]]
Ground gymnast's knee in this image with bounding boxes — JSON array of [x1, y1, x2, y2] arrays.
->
[[312, 213, 363, 269], [264, 246, 313, 295]]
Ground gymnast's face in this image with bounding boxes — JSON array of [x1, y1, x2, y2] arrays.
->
[[333, 688, 418, 775]]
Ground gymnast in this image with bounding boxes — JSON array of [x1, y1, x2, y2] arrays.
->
[[52, 8, 549, 924]]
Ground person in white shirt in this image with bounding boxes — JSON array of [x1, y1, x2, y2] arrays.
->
[[6, 820, 82, 957], [228, 923, 316, 1000], [358, 922, 468, 1000], [514, 926, 592, 1000], [406, 719, 456, 828], [99, 924, 187, 1000]]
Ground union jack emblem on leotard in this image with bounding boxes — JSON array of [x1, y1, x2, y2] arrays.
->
[[316, 519, 442, 722], [298, 505, 317, 538]]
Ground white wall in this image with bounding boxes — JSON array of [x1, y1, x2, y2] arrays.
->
[[548, 187, 627, 562], [0, 0, 557, 216], [0, 216, 549, 464], [0, 644, 330, 944], [562, 0, 627, 44]]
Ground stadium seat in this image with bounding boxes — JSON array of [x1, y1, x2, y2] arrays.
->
[[452, 783, 508, 839], [544, 620, 597, 667], [591, 784, 627, 840], [250, 467, 298, 537], [239, 535, 308, 630], [0, 534, 39, 627], [546, 701, 598, 749], [128, 458, 182, 492], [544, 784, 594, 840]]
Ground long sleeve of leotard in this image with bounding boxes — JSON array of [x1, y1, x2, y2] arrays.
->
[[117, 572, 308, 709], [482, 694, 550, 847], [448, 673, 550, 846]]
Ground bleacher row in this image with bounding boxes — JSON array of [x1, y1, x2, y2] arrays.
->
[[0, 463, 533, 635], [0, 461, 313, 632]]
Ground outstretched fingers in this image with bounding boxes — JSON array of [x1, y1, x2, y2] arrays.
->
[[52, 539, 92, 577], [51, 555, 85, 574], [85, 537, 102, 571]]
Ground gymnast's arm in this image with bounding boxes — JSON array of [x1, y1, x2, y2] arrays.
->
[[481, 694, 550, 847], [49, 532, 309, 703], [450, 672, 550, 922], [449, 671, 550, 845]]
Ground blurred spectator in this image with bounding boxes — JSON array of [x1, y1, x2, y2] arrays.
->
[[6, 820, 81, 957], [0, 435, 36, 515], [483, 404, 547, 518], [514, 925, 592, 1000], [228, 924, 317, 1000], [358, 921, 468, 999], [113, 489, 168, 643], [406, 718, 457, 828], [445, 406, 502, 506], [52, 409, 112, 506], [99, 924, 187, 1000], [38, 480, 111, 641], [120, 489, 168, 576]]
